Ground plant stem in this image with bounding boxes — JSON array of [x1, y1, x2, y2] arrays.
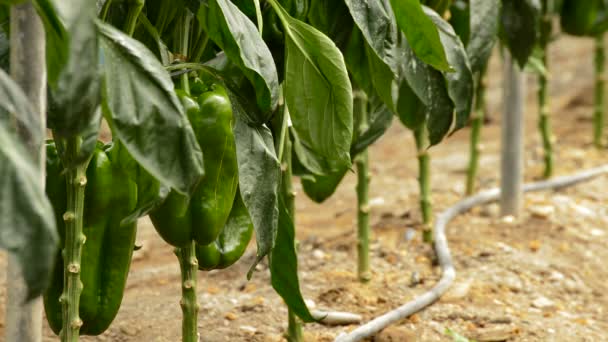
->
[[413, 128, 432, 243], [594, 33, 605, 148], [287, 308, 303, 342], [123, 0, 144, 37], [178, 11, 193, 93], [538, 49, 553, 178], [466, 71, 487, 195], [354, 92, 371, 283], [176, 242, 199, 342], [281, 122, 303, 342], [60, 139, 88, 342], [100, 0, 113, 21], [538, 0, 554, 178]]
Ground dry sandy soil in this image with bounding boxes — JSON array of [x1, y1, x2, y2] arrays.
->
[[1, 36, 608, 342]]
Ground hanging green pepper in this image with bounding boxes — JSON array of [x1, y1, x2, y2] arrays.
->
[[44, 141, 140, 336], [150, 85, 239, 248], [196, 191, 254, 270]]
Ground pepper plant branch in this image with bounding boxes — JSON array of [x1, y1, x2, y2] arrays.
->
[[281, 122, 304, 342], [466, 69, 487, 195], [538, 0, 554, 178], [414, 127, 432, 242], [334, 164, 608, 342], [123, 0, 144, 37], [175, 243, 200, 342], [59, 138, 89, 342], [594, 34, 605, 148], [353, 91, 371, 283]]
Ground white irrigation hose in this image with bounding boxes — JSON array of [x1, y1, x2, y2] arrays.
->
[[334, 165, 608, 342]]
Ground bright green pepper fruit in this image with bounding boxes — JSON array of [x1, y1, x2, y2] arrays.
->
[[150, 85, 239, 248], [44, 141, 139, 336], [561, 0, 608, 36], [196, 191, 254, 270]]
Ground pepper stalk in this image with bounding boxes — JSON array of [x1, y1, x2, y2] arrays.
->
[[59, 138, 90, 342], [280, 116, 304, 342], [174, 11, 200, 342], [413, 127, 432, 242], [594, 33, 605, 148], [466, 69, 487, 195], [538, 0, 554, 178], [353, 91, 371, 283], [175, 243, 200, 342]]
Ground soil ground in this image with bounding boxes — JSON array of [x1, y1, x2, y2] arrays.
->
[[2, 37, 608, 342]]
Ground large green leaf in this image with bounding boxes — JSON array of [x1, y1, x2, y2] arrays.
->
[[269, 191, 315, 322], [301, 166, 349, 203], [233, 116, 280, 275], [269, 0, 353, 174], [468, 0, 500, 74], [449, 0, 470, 46], [425, 6, 473, 131], [343, 0, 401, 75], [35, 0, 68, 86], [204, 0, 280, 119], [397, 78, 426, 130], [342, 27, 397, 113], [47, 2, 100, 145], [307, 0, 353, 49], [389, 0, 451, 71], [97, 21, 204, 195], [0, 70, 58, 299], [501, 0, 540, 68], [400, 43, 454, 145]]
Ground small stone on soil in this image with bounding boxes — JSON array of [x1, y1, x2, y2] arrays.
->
[[529, 205, 555, 219], [225, 312, 238, 321], [532, 296, 555, 309]]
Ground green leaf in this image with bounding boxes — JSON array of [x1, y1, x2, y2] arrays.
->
[[269, 0, 353, 173], [34, 0, 68, 86], [307, 0, 352, 49], [467, 0, 500, 74], [343, 28, 398, 112], [400, 44, 454, 145], [343, 0, 401, 75], [97, 21, 204, 195], [449, 0, 470, 46], [269, 191, 315, 322], [396, 79, 426, 130], [0, 70, 58, 299], [233, 115, 280, 276], [424, 6, 473, 131], [47, 3, 100, 142], [501, 0, 540, 68], [301, 166, 348, 203], [389, 0, 451, 71], [205, 0, 280, 118]]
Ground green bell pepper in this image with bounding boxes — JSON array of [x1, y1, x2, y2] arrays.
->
[[196, 191, 254, 270], [150, 84, 239, 248], [44, 141, 139, 336]]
